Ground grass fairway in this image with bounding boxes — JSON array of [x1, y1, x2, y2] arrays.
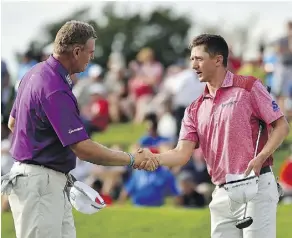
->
[[92, 123, 147, 147], [2, 204, 292, 238]]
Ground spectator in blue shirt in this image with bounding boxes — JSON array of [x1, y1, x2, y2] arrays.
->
[[118, 166, 180, 206], [139, 113, 172, 150]]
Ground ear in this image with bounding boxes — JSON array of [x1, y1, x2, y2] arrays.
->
[[73, 47, 81, 59], [215, 55, 223, 67]]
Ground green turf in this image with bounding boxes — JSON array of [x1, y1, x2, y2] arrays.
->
[[273, 149, 290, 177], [2, 205, 292, 238], [1, 123, 291, 237], [285, 121, 292, 144], [92, 123, 147, 148]]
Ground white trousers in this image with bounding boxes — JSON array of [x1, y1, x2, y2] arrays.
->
[[8, 162, 76, 238], [209, 172, 279, 238]]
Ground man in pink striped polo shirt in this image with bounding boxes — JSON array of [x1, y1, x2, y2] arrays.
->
[[137, 34, 290, 238]]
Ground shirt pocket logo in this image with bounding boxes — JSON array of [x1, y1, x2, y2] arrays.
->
[[221, 99, 238, 108]]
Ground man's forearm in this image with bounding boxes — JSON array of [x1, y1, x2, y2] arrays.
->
[[156, 140, 196, 167], [258, 118, 290, 161], [71, 139, 131, 166], [158, 148, 191, 167]]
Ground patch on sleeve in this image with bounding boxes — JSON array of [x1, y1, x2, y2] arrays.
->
[[272, 100, 280, 112]]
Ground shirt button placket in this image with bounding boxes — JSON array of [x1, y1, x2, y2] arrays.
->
[[211, 95, 218, 124], [210, 98, 216, 122]]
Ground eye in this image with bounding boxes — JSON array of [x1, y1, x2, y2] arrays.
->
[[194, 57, 203, 62]]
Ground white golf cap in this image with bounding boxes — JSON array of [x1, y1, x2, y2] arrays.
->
[[69, 181, 106, 215], [89, 64, 103, 78], [223, 176, 259, 204]]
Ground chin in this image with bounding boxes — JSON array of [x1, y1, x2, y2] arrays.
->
[[73, 69, 81, 74], [198, 77, 206, 83], [76, 66, 86, 74]]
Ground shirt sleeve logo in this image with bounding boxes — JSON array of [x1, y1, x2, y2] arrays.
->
[[68, 127, 84, 134], [272, 101, 280, 112]]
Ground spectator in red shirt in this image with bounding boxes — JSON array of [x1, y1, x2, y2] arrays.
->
[[227, 48, 242, 73], [125, 48, 164, 123], [279, 148, 292, 204], [81, 84, 109, 136]]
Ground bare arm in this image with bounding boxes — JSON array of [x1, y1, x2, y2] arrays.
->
[[70, 139, 132, 166], [244, 81, 291, 176], [70, 139, 159, 169], [136, 140, 197, 170], [258, 116, 290, 161], [157, 140, 197, 167], [244, 116, 290, 176], [8, 116, 15, 132]]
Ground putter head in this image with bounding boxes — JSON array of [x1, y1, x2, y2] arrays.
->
[[235, 217, 253, 229]]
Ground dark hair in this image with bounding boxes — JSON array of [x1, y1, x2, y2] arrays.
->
[[145, 113, 158, 132], [54, 20, 97, 54], [189, 34, 229, 67]]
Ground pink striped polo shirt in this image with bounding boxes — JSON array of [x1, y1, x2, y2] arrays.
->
[[179, 71, 284, 185]]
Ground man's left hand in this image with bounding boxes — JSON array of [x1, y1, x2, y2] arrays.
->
[[244, 155, 266, 177]]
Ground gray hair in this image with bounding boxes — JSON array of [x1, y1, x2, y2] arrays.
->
[[53, 20, 97, 54]]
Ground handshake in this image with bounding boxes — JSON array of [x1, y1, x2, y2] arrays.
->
[[130, 148, 160, 171]]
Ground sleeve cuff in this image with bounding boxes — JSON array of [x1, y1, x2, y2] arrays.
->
[[61, 133, 90, 147]]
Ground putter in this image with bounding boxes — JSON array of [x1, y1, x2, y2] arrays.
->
[[235, 122, 263, 229], [235, 202, 253, 229]]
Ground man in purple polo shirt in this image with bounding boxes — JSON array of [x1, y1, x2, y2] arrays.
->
[[4, 20, 158, 238]]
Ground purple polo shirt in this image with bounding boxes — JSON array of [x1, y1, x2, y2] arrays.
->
[[9, 55, 89, 173]]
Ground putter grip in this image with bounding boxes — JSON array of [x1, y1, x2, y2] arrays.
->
[[267, 86, 271, 93], [258, 86, 271, 129]]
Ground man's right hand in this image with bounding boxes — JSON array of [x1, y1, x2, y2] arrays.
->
[[132, 148, 159, 171]]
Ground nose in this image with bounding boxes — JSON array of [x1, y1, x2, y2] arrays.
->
[[192, 60, 199, 70]]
